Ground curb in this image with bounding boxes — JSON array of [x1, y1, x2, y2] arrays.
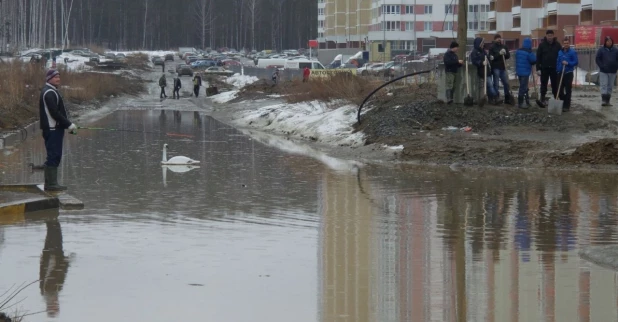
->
[[0, 120, 39, 149]]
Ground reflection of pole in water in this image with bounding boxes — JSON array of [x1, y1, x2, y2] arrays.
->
[[39, 220, 70, 318]]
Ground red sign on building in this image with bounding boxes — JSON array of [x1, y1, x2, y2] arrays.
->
[[308, 40, 318, 48], [574, 26, 601, 48]]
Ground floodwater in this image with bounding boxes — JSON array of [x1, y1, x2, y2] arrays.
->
[[1, 109, 618, 321]]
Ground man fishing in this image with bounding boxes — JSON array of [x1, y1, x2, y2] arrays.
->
[[39, 69, 78, 191]]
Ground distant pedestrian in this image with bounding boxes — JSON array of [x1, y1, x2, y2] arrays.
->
[[173, 76, 182, 99], [490, 34, 513, 104], [162, 61, 166, 73], [303, 67, 311, 82], [556, 37, 578, 112], [595, 36, 618, 106], [159, 74, 167, 98], [192, 74, 202, 97], [39, 69, 78, 191], [272, 69, 279, 86], [515, 37, 537, 109], [471, 37, 501, 105], [536, 30, 562, 104], [443, 41, 463, 104]]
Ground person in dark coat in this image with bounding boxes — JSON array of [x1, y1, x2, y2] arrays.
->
[[595, 36, 618, 106], [470, 37, 501, 104], [515, 38, 537, 109], [557, 38, 578, 112], [173, 75, 182, 99], [192, 74, 202, 97], [490, 34, 512, 104], [536, 30, 562, 103], [39, 69, 77, 191], [159, 74, 167, 98], [443, 41, 463, 104]]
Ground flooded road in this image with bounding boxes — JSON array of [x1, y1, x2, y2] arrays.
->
[[1, 110, 618, 321]]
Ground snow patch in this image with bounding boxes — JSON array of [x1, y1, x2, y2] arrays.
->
[[384, 145, 404, 150], [211, 90, 238, 103], [230, 100, 365, 147], [225, 73, 259, 88]]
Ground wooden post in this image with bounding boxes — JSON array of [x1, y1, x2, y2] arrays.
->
[[457, 0, 468, 60]]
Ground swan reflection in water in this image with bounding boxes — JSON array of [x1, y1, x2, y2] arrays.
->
[[162, 165, 200, 187]]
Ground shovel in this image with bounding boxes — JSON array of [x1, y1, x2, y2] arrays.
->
[[464, 56, 474, 106], [548, 68, 565, 115], [502, 55, 515, 105], [531, 68, 545, 107], [478, 57, 488, 107]]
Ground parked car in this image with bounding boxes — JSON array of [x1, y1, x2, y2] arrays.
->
[[191, 60, 216, 69], [204, 67, 234, 76], [222, 59, 241, 66], [153, 56, 164, 66], [89, 53, 100, 63], [104, 52, 116, 60], [176, 64, 194, 76], [151, 55, 161, 63], [357, 63, 383, 76], [164, 54, 174, 61], [185, 56, 199, 64], [116, 53, 126, 59]]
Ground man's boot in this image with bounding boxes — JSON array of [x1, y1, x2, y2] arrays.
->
[[525, 92, 531, 107], [602, 94, 609, 106], [518, 95, 526, 109], [44, 166, 67, 191], [447, 90, 453, 104], [609, 94, 613, 107]]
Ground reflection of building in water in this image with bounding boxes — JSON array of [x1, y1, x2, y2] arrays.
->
[[318, 171, 373, 322], [40, 220, 70, 318], [319, 174, 618, 321]]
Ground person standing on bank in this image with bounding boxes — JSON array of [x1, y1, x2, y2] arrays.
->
[[515, 37, 537, 109], [471, 37, 502, 105], [557, 37, 579, 112], [39, 69, 78, 191], [595, 36, 618, 106], [172, 75, 182, 99], [536, 30, 562, 105], [490, 34, 513, 104], [192, 74, 202, 97], [159, 74, 167, 99], [443, 41, 463, 104]]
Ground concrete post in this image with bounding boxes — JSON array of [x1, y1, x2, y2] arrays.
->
[[437, 63, 481, 103]]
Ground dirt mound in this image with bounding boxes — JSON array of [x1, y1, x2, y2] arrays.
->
[[356, 97, 614, 145], [555, 139, 618, 165]]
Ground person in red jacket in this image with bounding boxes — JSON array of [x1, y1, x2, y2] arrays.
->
[[303, 67, 311, 82]]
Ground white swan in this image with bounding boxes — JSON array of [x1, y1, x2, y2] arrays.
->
[[162, 164, 200, 187], [161, 144, 201, 165]]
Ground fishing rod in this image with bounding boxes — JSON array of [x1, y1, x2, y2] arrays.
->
[[77, 127, 194, 138]]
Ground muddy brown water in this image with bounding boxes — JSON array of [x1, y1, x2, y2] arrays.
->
[[1, 110, 618, 321]]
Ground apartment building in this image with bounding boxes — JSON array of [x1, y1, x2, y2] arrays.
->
[[317, 0, 372, 49], [486, 0, 618, 49]]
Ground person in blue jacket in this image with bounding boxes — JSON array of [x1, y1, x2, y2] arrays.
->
[[515, 38, 537, 109], [556, 37, 578, 112], [595, 36, 618, 106]]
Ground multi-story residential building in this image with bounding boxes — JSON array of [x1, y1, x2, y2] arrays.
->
[[486, 0, 618, 49], [318, 0, 372, 49]]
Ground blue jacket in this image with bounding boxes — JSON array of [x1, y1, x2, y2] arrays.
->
[[515, 38, 536, 77], [556, 48, 578, 73], [596, 43, 618, 74]]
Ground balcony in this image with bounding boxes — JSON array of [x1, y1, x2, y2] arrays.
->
[[488, 11, 495, 20], [512, 6, 521, 15], [546, 2, 557, 12]]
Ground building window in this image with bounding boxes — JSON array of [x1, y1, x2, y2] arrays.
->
[[424, 21, 432, 31], [405, 5, 413, 14], [481, 4, 489, 12], [318, 0, 324, 3], [424, 5, 432, 14], [480, 21, 488, 30], [318, 8, 324, 15], [513, 16, 521, 28], [580, 9, 592, 22], [382, 21, 401, 31], [406, 21, 414, 31], [383, 5, 401, 15], [318, 32, 324, 38], [468, 21, 478, 30], [444, 21, 453, 30], [445, 5, 453, 14], [319, 20, 325, 28]]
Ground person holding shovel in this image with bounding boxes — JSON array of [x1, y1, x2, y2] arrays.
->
[[556, 38, 578, 112], [471, 37, 501, 105], [595, 36, 618, 106], [515, 38, 537, 109], [443, 41, 463, 104], [490, 34, 513, 105]]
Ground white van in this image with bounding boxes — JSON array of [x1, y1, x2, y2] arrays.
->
[[256, 58, 289, 68], [284, 60, 325, 70]]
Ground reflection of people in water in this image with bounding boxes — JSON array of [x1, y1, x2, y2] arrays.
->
[[39, 220, 70, 318]]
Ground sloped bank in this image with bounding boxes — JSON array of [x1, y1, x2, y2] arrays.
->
[[209, 76, 618, 170]]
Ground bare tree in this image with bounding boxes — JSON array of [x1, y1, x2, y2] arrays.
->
[[194, 0, 214, 49]]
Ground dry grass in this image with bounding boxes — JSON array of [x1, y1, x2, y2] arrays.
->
[[0, 60, 145, 129], [125, 53, 151, 71], [281, 74, 385, 105]]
